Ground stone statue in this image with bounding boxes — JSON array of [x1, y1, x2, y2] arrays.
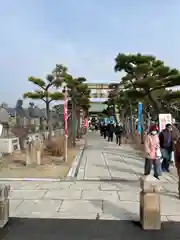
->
[[13, 99, 28, 150], [28, 102, 34, 119], [15, 99, 26, 126]]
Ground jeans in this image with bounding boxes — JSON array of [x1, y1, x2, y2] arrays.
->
[[144, 158, 160, 178], [161, 149, 172, 171]]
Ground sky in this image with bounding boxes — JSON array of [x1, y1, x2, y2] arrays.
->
[[0, 0, 180, 106]]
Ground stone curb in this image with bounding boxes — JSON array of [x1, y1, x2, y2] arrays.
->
[[0, 178, 61, 182], [66, 144, 85, 180]]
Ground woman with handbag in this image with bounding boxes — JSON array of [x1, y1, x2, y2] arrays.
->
[[144, 124, 161, 179]]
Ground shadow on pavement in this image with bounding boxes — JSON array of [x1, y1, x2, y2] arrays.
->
[[94, 163, 142, 175], [79, 178, 141, 183], [0, 218, 180, 240]]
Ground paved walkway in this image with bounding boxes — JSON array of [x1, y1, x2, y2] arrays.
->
[[1, 132, 180, 238]]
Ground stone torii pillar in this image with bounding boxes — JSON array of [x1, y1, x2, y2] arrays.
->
[[140, 176, 161, 230]]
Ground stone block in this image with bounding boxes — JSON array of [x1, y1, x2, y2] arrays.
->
[[0, 199, 9, 228], [82, 190, 119, 201], [140, 176, 161, 193], [100, 183, 122, 191], [12, 199, 62, 218], [44, 189, 82, 200], [10, 190, 46, 200], [70, 182, 100, 190], [10, 200, 23, 216], [59, 200, 102, 214], [103, 200, 139, 217], [161, 197, 180, 215], [38, 182, 72, 190], [140, 191, 161, 230], [166, 215, 180, 221], [0, 185, 10, 200], [118, 191, 139, 202]]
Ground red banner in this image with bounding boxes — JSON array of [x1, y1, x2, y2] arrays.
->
[[64, 99, 68, 136], [85, 118, 88, 128]]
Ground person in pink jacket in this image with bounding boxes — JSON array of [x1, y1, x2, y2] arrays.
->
[[144, 124, 160, 179]]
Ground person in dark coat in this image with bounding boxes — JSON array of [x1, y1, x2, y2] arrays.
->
[[159, 124, 173, 172], [100, 121, 104, 136], [174, 136, 180, 198], [115, 124, 123, 145], [103, 123, 107, 139], [107, 121, 114, 142]]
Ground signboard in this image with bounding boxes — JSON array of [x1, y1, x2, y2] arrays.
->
[[138, 102, 143, 134], [158, 113, 172, 132]]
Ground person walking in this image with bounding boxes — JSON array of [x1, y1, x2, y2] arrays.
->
[[144, 124, 161, 179], [100, 121, 104, 136], [115, 124, 123, 145], [159, 124, 173, 172], [107, 121, 114, 142], [103, 123, 107, 139]]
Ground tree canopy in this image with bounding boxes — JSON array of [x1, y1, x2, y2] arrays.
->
[[105, 53, 180, 126], [23, 74, 64, 104]]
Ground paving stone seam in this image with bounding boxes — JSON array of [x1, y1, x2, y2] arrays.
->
[[80, 189, 84, 199], [102, 200, 104, 213], [12, 199, 24, 213], [83, 155, 88, 180], [57, 200, 64, 211], [101, 152, 112, 179], [42, 190, 49, 199]]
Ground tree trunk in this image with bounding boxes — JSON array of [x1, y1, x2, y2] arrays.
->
[[76, 110, 81, 139], [68, 117, 73, 148], [111, 105, 118, 124], [129, 101, 134, 134], [46, 101, 52, 139], [147, 92, 161, 113]]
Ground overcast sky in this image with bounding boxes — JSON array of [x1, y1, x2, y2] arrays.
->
[[0, 0, 180, 106]]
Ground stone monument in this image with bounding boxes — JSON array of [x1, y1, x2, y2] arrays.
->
[[15, 99, 25, 127], [0, 107, 20, 154], [140, 176, 161, 230], [25, 135, 43, 166], [13, 99, 28, 150], [0, 185, 10, 228], [33, 135, 43, 165]]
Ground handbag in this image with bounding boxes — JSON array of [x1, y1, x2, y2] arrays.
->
[[161, 148, 169, 159], [156, 147, 162, 158]]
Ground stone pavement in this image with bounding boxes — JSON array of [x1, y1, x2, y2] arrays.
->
[[0, 132, 179, 223], [0, 133, 180, 239], [1, 132, 180, 238]]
